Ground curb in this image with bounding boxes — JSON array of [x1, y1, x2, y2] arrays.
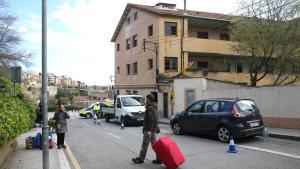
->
[[268, 133, 300, 142], [63, 143, 81, 169]]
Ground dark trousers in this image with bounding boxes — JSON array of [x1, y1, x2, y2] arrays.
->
[[139, 132, 160, 161], [57, 133, 65, 146]]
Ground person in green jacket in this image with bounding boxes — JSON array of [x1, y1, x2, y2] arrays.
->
[[132, 94, 161, 164], [93, 103, 101, 125]]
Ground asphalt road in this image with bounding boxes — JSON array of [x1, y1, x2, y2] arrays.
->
[[65, 111, 300, 169]]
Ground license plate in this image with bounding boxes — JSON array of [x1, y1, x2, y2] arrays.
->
[[250, 122, 259, 127]]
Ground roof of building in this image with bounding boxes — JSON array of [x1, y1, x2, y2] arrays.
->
[[111, 3, 233, 42]]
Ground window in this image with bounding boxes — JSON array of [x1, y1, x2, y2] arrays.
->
[[125, 90, 131, 95], [126, 38, 130, 50], [220, 101, 233, 112], [116, 44, 120, 52], [126, 17, 130, 25], [237, 63, 243, 73], [197, 32, 208, 39], [148, 25, 153, 37], [133, 62, 138, 74], [165, 57, 177, 71], [133, 35, 138, 47], [187, 101, 204, 113], [133, 91, 138, 94], [197, 61, 208, 70], [116, 98, 121, 108], [148, 59, 153, 70], [220, 33, 230, 41], [204, 101, 219, 113], [126, 64, 130, 75], [117, 66, 120, 74], [235, 100, 257, 113], [134, 11, 138, 20], [164, 22, 177, 36], [266, 63, 274, 73]]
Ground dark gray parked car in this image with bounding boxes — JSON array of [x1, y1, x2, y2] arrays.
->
[[170, 98, 265, 142]]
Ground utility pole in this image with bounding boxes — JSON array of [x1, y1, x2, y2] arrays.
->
[[42, 0, 49, 169]]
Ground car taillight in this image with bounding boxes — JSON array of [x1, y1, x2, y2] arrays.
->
[[232, 105, 246, 118]]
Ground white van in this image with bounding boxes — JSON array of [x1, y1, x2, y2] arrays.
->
[[102, 95, 146, 125]]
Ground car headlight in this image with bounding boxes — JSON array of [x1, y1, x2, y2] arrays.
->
[[128, 112, 133, 116]]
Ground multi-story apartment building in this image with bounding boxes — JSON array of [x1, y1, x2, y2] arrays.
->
[[111, 3, 282, 118], [48, 73, 57, 86]]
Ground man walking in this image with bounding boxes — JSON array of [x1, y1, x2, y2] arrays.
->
[[132, 94, 162, 164]]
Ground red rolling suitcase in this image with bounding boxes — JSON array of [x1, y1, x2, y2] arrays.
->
[[152, 136, 185, 169]]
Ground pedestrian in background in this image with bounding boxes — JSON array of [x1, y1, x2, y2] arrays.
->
[[132, 94, 162, 164], [54, 104, 70, 149], [35, 101, 42, 126], [92, 102, 101, 125]]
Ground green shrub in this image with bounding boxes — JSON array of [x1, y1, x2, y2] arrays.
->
[[48, 106, 58, 112], [0, 77, 35, 148]]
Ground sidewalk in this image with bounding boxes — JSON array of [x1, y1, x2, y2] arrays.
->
[[159, 118, 300, 141], [0, 128, 73, 169]]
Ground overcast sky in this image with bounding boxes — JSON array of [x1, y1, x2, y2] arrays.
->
[[9, 0, 240, 85]]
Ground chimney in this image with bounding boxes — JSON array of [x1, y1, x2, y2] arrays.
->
[[155, 3, 176, 10]]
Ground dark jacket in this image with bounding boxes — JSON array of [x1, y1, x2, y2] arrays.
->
[[143, 102, 159, 133], [53, 110, 70, 133]]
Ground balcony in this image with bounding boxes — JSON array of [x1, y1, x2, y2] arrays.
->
[[183, 38, 239, 56]]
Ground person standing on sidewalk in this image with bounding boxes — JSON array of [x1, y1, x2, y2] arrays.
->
[[132, 94, 162, 164], [54, 104, 70, 149]]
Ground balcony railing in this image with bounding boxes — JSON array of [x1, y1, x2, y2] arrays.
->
[[183, 38, 239, 55]]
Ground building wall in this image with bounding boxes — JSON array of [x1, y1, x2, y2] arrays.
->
[[115, 8, 159, 86], [188, 26, 229, 40], [174, 78, 300, 129], [157, 16, 187, 74]]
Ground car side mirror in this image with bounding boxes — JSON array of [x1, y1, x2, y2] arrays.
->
[[117, 104, 121, 108]]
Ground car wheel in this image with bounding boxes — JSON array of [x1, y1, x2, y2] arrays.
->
[[172, 122, 182, 135], [217, 126, 230, 142], [105, 115, 110, 122], [86, 113, 91, 119]]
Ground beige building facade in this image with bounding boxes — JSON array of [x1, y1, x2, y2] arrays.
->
[[111, 3, 296, 118]]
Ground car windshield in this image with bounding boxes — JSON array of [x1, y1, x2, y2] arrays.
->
[[235, 100, 257, 113], [121, 97, 145, 107]]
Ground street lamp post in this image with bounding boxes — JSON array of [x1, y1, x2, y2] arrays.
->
[[42, 0, 49, 169]]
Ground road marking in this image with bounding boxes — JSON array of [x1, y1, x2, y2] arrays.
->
[[238, 145, 300, 160], [107, 132, 122, 139], [64, 142, 81, 169], [58, 147, 72, 169], [161, 130, 172, 134]]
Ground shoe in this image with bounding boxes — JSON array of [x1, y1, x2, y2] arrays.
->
[[152, 159, 162, 164], [132, 157, 144, 164], [62, 145, 67, 149], [57, 145, 62, 149]]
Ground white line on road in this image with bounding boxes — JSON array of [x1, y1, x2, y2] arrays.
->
[[238, 145, 300, 160], [161, 130, 172, 134], [107, 132, 122, 139]]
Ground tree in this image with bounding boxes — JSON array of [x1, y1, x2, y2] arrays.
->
[[0, 0, 31, 72], [231, 0, 300, 86]]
